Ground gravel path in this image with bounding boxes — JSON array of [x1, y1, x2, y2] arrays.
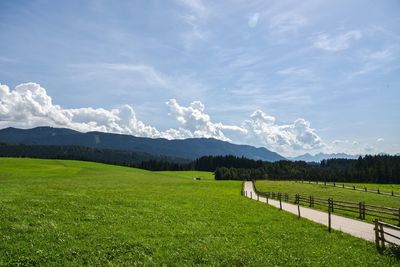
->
[[244, 181, 400, 245]]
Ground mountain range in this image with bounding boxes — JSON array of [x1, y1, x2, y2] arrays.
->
[[0, 127, 285, 162], [289, 152, 359, 162]]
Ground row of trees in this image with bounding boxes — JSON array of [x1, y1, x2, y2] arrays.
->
[[215, 167, 267, 180], [194, 155, 264, 171], [196, 155, 400, 184]]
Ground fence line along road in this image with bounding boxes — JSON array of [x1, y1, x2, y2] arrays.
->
[[293, 180, 400, 197], [242, 181, 400, 248], [255, 188, 400, 226]]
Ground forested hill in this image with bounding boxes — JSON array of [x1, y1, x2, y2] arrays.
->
[[0, 127, 285, 162], [0, 143, 190, 167]]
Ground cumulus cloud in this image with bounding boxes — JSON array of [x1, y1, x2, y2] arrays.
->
[[0, 82, 163, 137], [0, 82, 327, 156], [243, 110, 325, 154], [313, 30, 362, 51], [377, 138, 384, 142], [166, 99, 246, 141]]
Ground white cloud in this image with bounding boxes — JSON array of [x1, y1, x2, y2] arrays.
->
[[277, 67, 316, 81], [166, 99, 246, 141], [350, 47, 398, 77], [68, 62, 209, 99], [377, 138, 384, 142], [165, 100, 325, 155], [0, 82, 163, 138], [269, 12, 308, 34], [0, 82, 326, 156], [367, 49, 395, 61], [177, 0, 207, 18], [243, 110, 325, 154], [176, 0, 208, 48], [248, 13, 260, 28], [69, 63, 169, 88], [332, 139, 358, 145], [313, 31, 362, 51]]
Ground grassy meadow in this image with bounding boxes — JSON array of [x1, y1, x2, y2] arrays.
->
[[0, 158, 398, 266]]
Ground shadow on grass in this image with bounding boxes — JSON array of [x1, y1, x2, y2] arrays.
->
[[383, 245, 400, 262]]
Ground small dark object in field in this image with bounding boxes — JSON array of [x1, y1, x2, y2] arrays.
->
[[193, 177, 201, 180]]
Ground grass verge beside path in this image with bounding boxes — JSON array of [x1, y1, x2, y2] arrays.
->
[[256, 180, 400, 224], [0, 158, 398, 266]]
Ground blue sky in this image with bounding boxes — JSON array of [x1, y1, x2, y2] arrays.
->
[[0, 0, 399, 157]]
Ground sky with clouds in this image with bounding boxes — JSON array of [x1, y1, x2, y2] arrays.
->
[[0, 0, 399, 157]]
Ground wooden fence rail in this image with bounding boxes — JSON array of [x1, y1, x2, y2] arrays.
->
[[254, 187, 400, 226], [293, 180, 400, 197], [374, 220, 400, 249]]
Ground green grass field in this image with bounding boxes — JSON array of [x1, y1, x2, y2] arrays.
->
[[290, 181, 400, 196], [255, 180, 400, 224], [327, 181, 400, 193], [0, 158, 398, 266]]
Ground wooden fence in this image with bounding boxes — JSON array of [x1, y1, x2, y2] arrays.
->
[[253, 187, 400, 226], [374, 220, 400, 249], [243, 184, 400, 250], [293, 180, 400, 197]]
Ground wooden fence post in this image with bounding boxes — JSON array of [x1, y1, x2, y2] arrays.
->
[[279, 193, 282, 210], [328, 198, 332, 232], [374, 220, 380, 249], [359, 202, 362, 219], [362, 202, 365, 220], [398, 208, 400, 226], [298, 203, 301, 218], [266, 193, 269, 204], [309, 195, 312, 207], [342, 184, 345, 188], [379, 222, 385, 249], [377, 188, 380, 194]]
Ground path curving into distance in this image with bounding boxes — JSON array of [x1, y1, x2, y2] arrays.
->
[[244, 181, 400, 245]]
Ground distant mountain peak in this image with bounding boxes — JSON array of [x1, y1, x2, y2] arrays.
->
[[289, 152, 358, 162]]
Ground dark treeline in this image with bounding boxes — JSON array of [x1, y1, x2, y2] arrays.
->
[[194, 155, 264, 171], [215, 167, 267, 180], [0, 143, 189, 168], [195, 155, 400, 184], [138, 160, 192, 171], [1, 144, 399, 183]]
